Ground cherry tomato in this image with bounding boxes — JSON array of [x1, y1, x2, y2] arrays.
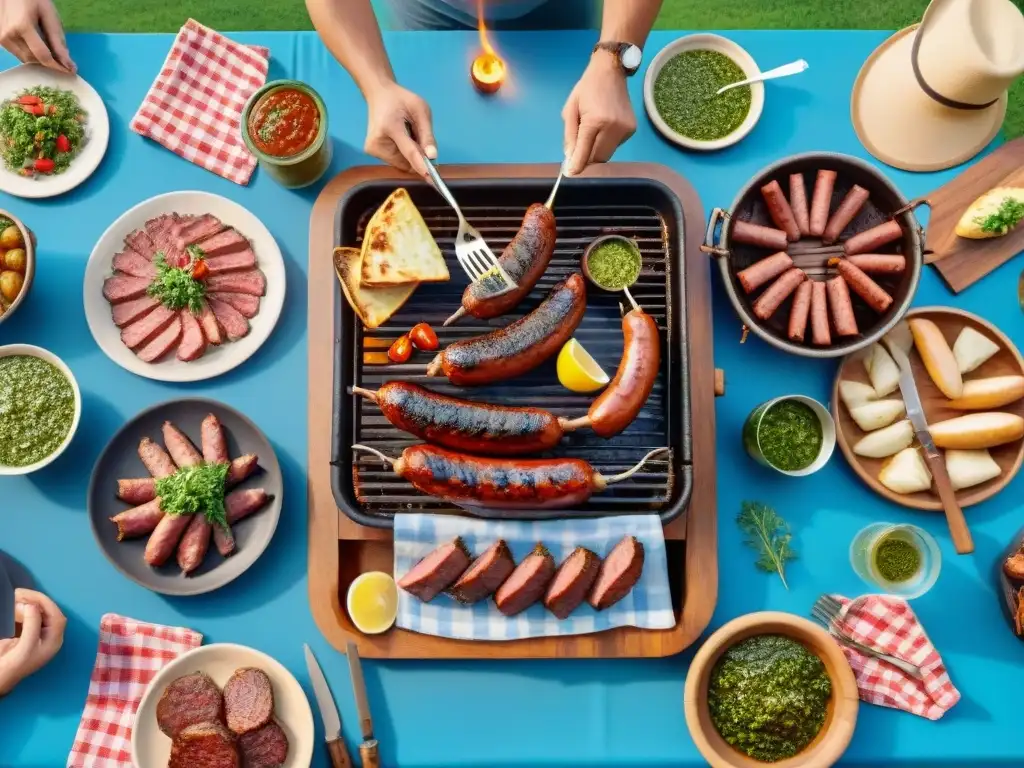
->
[[19, 104, 43, 116], [33, 158, 55, 173], [55, 135, 70, 153], [15, 95, 41, 105], [190, 260, 209, 281], [409, 322, 439, 351], [388, 335, 413, 363]]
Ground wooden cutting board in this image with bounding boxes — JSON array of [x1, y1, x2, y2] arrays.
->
[[927, 138, 1024, 293]]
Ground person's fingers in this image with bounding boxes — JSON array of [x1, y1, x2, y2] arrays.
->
[[589, 125, 627, 165], [391, 127, 429, 179], [3, 36, 34, 66], [567, 121, 599, 176], [20, 26, 60, 71], [39, 1, 73, 72], [8, 603, 41, 667], [561, 94, 580, 162], [19, 590, 64, 631], [406, 99, 436, 160], [366, 137, 414, 175]]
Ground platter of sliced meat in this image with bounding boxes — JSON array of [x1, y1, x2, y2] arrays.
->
[[87, 398, 282, 596], [84, 191, 285, 381], [132, 643, 314, 768]]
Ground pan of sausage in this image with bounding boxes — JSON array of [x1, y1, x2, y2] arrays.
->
[[703, 151, 925, 358]]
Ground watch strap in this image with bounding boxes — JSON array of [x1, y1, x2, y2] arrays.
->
[[593, 41, 641, 75]]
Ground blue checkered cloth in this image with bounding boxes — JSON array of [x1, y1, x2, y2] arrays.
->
[[394, 514, 675, 640]]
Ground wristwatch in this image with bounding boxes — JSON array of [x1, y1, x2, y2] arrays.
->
[[593, 41, 643, 76]]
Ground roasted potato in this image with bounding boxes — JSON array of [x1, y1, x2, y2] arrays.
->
[[0, 270, 23, 302], [3, 248, 26, 273], [0, 225, 23, 250]]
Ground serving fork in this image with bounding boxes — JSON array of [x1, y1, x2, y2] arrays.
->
[[811, 594, 921, 677]]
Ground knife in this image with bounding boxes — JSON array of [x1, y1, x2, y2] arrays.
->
[[887, 342, 974, 554], [347, 641, 381, 768], [304, 644, 354, 768]]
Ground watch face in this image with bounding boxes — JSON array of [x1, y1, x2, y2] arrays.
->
[[621, 44, 642, 73]]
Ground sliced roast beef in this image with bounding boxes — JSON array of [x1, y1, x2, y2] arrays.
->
[[398, 538, 472, 602], [136, 314, 183, 362], [177, 310, 208, 362], [111, 296, 159, 328], [197, 228, 249, 256], [209, 291, 260, 319], [543, 547, 601, 620], [239, 720, 289, 768], [205, 250, 256, 275], [178, 214, 224, 248], [121, 305, 177, 349], [111, 249, 158, 279], [204, 269, 266, 297], [156, 672, 224, 738], [450, 539, 515, 604], [207, 297, 250, 341], [494, 543, 556, 616], [103, 275, 153, 304], [169, 722, 240, 768], [199, 304, 223, 345], [162, 421, 203, 467], [224, 667, 274, 735], [124, 229, 157, 260], [588, 535, 645, 610]]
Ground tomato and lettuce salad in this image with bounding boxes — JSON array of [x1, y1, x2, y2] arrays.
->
[[0, 86, 86, 177]]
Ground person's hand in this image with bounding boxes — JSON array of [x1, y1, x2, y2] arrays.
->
[[0, 0, 74, 73], [364, 81, 437, 178], [562, 53, 636, 176], [0, 589, 66, 696]]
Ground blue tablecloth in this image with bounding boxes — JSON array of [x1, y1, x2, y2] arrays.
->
[[1, 29, 1021, 768]]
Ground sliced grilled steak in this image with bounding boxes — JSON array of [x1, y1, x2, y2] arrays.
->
[[197, 229, 249, 257], [169, 721, 240, 768], [156, 672, 224, 738], [238, 720, 289, 768], [178, 309, 208, 361], [207, 297, 250, 341], [209, 291, 260, 318], [450, 539, 515, 604], [178, 214, 225, 248], [112, 249, 158, 279], [199, 304, 224, 345], [588, 535, 645, 610], [224, 667, 274, 735], [206, 250, 256, 275], [124, 229, 156, 260], [398, 537, 472, 602], [111, 295, 159, 328], [494, 543, 556, 616], [103, 274, 152, 304], [136, 314, 183, 362], [204, 269, 266, 297], [543, 547, 601, 619], [121, 305, 176, 349]]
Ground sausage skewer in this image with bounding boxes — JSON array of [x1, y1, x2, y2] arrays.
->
[[809, 170, 837, 237], [822, 185, 870, 244], [351, 444, 669, 510], [843, 219, 902, 255], [761, 180, 801, 242], [730, 220, 789, 251], [826, 276, 859, 337], [752, 267, 806, 321], [789, 173, 811, 236], [736, 251, 793, 294], [831, 258, 894, 312]]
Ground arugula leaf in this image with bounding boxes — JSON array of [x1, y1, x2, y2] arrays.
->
[[146, 252, 206, 314], [737, 501, 797, 589], [976, 197, 1024, 236]]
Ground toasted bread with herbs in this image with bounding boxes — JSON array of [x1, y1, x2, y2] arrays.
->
[[955, 187, 1024, 239], [333, 247, 416, 329], [360, 188, 449, 286]]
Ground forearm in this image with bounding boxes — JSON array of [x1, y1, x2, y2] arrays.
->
[[306, 0, 395, 95], [599, 0, 663, 47]]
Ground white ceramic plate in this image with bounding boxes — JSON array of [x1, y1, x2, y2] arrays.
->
[[83, 191, 286, 382], [643, 33, 765, 151], [132, 643, 314, 768], [0, 64, 109, 198]]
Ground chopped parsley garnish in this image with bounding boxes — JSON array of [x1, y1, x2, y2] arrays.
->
[[155, 462, 229, 529], [976, 196, 1024, 236], [146, 251, 207, 313]]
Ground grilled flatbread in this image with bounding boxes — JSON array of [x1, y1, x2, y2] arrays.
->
[[333, 247, 416, 329], [360, 188, 449, 286], [955, 187, 1024, 239]]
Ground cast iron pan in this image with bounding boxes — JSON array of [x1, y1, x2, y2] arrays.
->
[[87, 398, 282, 596], [705, 151, 925, 358]]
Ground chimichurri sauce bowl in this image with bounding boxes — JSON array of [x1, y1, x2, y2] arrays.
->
[[0, 344, 80, 475], [643, 34, 765, 151]]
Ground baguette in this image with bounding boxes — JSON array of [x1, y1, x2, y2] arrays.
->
[[853, 419, 914, 458], [909, 318, 963, 399], [930, 412, 1024, 450], [954, 187, 1024, 239], [839, 380, 877, 412], [945, 449, 1002, 491], [849, 399, 905, 432], [879, 447, 931, 494], [953, 326, 1000, 374], [946, 376, 1024, 410], [865, 343, 900, 397]]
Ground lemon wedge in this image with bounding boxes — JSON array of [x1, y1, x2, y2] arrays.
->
[[346, 571, 399, 635], [557, 338, 609, 393]]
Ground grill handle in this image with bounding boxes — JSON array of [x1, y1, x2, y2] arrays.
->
[[701, 207, 730, 258]]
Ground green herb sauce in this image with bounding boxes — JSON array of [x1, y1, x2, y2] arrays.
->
[[652, 50, 752, 141], [146, 249, 206, 314], [708, 635, 832, 763], [155, 461, 230, 529], [0, 355, 75, 466], [757, 400, 823, 471], [587, 240, 641, 290], [873, 536, 921, 583]]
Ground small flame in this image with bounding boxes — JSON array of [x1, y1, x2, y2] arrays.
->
[[470, 0, 506, 92], [477, 0, 496, 56]]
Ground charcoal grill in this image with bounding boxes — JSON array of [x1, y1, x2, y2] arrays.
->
[[330, 177, 693, 528]]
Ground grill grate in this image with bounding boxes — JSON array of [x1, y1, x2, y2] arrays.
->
[[331, 178, 692, 528]]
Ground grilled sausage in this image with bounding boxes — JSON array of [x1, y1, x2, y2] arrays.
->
[[789, 173, 811, 236], [826, 276, 859, 337], [845, 254, 906, 274], [144, 513, 192, 566], [822, 184, 870, 244], [363, 381, 564, 456], [446, 203, 556, 325], [843, 219, 903, 255], [117, 478, 158, 505], [810, 281, 831, 346], [138, 436, 177, 478], [428, 273, 587, 386], [544, 547, 601, 619], [834, 258, 893, 312], [110, 498, 165, 540], [494, 544, 557, 616], [761, 180, 801, 242], [176, 514, 212, 575], [730, 220, 789, 251], [809, 170, 837, 237], [752, 267, 806, 321], [584, 309, 660, 438], [398, 538, 472, 602], [450, 539, 516, 604], [588, 535, 644, 610], [201, 413, 230, 463], [162, 421, 202, 467], [787, 280, 813, 343], [736, 251, 793, 294]]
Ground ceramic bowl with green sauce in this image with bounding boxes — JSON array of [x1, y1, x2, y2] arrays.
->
[[643, 34, 764, 152], [0, 344, 81, 476], [743, 395, 836, 477]]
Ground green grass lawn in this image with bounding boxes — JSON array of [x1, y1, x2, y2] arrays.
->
[[56, 0, 1022, 139]]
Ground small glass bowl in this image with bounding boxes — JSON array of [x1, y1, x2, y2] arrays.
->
[[849, 522, 941, 599], [742, 394, 836, 477]]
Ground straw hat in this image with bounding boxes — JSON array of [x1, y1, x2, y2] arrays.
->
[[852, 0, 1024, 172]]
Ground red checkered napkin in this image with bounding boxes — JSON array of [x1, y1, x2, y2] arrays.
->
[[67, 614, 202, 767], [833, 594, 959, 720], [131, 18, 270, 185]]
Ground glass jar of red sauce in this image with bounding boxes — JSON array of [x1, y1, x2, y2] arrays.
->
[[242, 80, 331, 188]]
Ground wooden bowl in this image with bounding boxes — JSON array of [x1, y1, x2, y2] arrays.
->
[[832, 306, 1024, 510], [0, 208, 35, 326], [684, 612, 859, 768]]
